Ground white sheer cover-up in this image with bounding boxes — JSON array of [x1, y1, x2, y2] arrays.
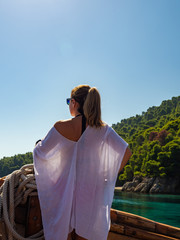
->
[[33, 124, 128, 240]]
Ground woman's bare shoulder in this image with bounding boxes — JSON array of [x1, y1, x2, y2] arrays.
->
[[54, 117, 82, 142], [54, 119, 72, 130]]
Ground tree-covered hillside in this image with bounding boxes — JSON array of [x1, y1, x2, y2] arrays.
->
[[0, 152, 33, 177], [113, 96, 180, 185]]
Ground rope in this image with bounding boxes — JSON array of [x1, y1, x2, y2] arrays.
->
[[0, 164, 44, 240]]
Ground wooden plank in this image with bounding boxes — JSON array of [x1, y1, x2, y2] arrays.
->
[[125, 225, 179, 240], [111, 208, 180, 239], [111, 209, 118, 223], [108, 231, 138, 240], [111, 209, 156, 232], [15, 203, 28, 224], [16, 223, 25, 237], [25, 196, 43, 237], [156, 222, 180, 239], [110, 223, 125, 234], [110, 222, 179, 240]]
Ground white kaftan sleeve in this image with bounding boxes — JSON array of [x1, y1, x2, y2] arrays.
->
[[33, 127, 76, 240], [106, 127, 128, 182], [33, 127, 60, 161]]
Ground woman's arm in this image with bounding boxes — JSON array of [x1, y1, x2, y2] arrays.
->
[[118, 147, 132, 173]]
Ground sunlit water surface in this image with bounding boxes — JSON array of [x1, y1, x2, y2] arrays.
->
[[112, 191, 180, 228]]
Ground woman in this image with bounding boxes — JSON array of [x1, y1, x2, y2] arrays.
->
[[33, 85, 131, 240]]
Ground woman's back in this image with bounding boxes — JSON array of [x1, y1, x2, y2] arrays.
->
[[54, 115, 86, 142], [34, 123, 128, 240]]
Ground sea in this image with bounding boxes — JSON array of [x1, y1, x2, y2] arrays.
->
[[112, 191, 180, 228]]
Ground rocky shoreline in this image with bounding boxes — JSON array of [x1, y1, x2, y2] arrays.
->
[[117, 176, 180, 194]]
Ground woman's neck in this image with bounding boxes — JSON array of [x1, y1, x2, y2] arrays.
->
[[75, 113, 82, 118]]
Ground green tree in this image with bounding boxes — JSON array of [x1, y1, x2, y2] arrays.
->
[[145, 160, 160, 177]]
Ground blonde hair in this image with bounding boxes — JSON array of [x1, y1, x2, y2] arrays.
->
[[71, 85, 104, 128]]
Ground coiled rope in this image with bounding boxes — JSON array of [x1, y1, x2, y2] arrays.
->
[[0, 164, 44, 240]]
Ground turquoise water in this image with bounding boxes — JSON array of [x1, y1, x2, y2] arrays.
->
[[112, 191, 180, 228]]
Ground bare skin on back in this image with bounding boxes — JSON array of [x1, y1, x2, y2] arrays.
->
[[54, 116, 83, 142], [54, 117, 88, 240]]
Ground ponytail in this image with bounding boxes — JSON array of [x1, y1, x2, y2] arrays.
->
[[83, 87, 104, 127]]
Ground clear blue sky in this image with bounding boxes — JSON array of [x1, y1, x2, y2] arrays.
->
[[0, 0, 180, 158]]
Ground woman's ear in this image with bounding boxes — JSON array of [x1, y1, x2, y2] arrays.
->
[[71, 99, 76, 108], [75, 101, 80, 110]]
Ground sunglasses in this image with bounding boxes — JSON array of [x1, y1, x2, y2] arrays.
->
[[66, 98, 72, 105]]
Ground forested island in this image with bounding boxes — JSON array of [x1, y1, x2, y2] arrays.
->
[[113, 96, 180, 194], [1, 96, 180, 193]]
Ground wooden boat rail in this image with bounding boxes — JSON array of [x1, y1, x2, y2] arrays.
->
[[109, 209, 180, 240]]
